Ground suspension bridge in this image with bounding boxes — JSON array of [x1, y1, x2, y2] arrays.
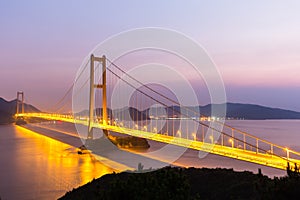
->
[[15, 55, 300, 171]]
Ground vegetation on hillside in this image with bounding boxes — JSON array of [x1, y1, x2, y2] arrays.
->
[[60, 166, 300, 200]]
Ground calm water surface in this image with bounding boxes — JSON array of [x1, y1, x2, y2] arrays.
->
[[0, 125, 114, 200], [0, 120, 299, 199]]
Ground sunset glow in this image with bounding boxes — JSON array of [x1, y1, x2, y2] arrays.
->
[[1, 1, 299, 111]]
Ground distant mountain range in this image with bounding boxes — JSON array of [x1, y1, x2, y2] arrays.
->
[[111, 103, 300, 120], [1, 96, 300, 125], [0, 97, 40, 124], [77, 103, 300, 121], [198, 103, 300, 120]]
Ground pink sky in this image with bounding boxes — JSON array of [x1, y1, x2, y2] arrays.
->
[[1, 1, 299, 112]]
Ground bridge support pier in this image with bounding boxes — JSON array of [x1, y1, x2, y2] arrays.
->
[[88, 54, 107, 139]]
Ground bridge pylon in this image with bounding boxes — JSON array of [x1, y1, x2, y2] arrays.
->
[[88, 54, 107, 139], [15, 91, 27, 125], [16, 91, 24, 115]]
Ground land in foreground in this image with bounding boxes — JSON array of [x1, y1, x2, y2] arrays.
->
[[60, 166, 300, 200]]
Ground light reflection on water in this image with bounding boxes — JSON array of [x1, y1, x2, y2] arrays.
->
[[0, 125, 115, 200], [1, 120, 299, 199]]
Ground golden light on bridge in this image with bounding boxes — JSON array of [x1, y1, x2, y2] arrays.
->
[[176, 130, 181, 137], [229, 138, 234, 148], [209, 135, 214, 144], [286, 147, 290, 160], [16, 112, 300, 171], [143, 126, 147, 131], [192, 133, 196, 141]]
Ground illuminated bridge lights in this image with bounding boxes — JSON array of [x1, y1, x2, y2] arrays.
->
[[16, 112, 300, 171]]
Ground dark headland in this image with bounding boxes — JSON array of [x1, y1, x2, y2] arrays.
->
[[59, 166, 300, 200], [0, 97, 40, 124]]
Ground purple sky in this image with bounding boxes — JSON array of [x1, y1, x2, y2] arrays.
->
[[1, 1, 300, 112]]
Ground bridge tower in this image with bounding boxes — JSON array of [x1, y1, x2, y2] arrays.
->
[[16, 91, 24, 115], [88, 54, 107, 139], [15, 91, 27, 125]]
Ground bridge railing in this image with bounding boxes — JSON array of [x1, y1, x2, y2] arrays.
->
[[220, 123, 300, 161], [16, 112, 300, 169], [108, 115, 300, 167]]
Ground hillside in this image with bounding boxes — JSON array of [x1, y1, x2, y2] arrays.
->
[[112, 103, 300, 120], [59, 166, 300, 200], [198, 103, 300, 119], [0, 97, 40, 124]]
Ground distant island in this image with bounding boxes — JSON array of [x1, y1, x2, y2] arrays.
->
[[1, 96, 300, 125]]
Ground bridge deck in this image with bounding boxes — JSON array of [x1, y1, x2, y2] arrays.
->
[[16, 113, 300, 171]]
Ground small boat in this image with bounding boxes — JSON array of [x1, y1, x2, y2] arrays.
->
[[77, 145, 92, 154]]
